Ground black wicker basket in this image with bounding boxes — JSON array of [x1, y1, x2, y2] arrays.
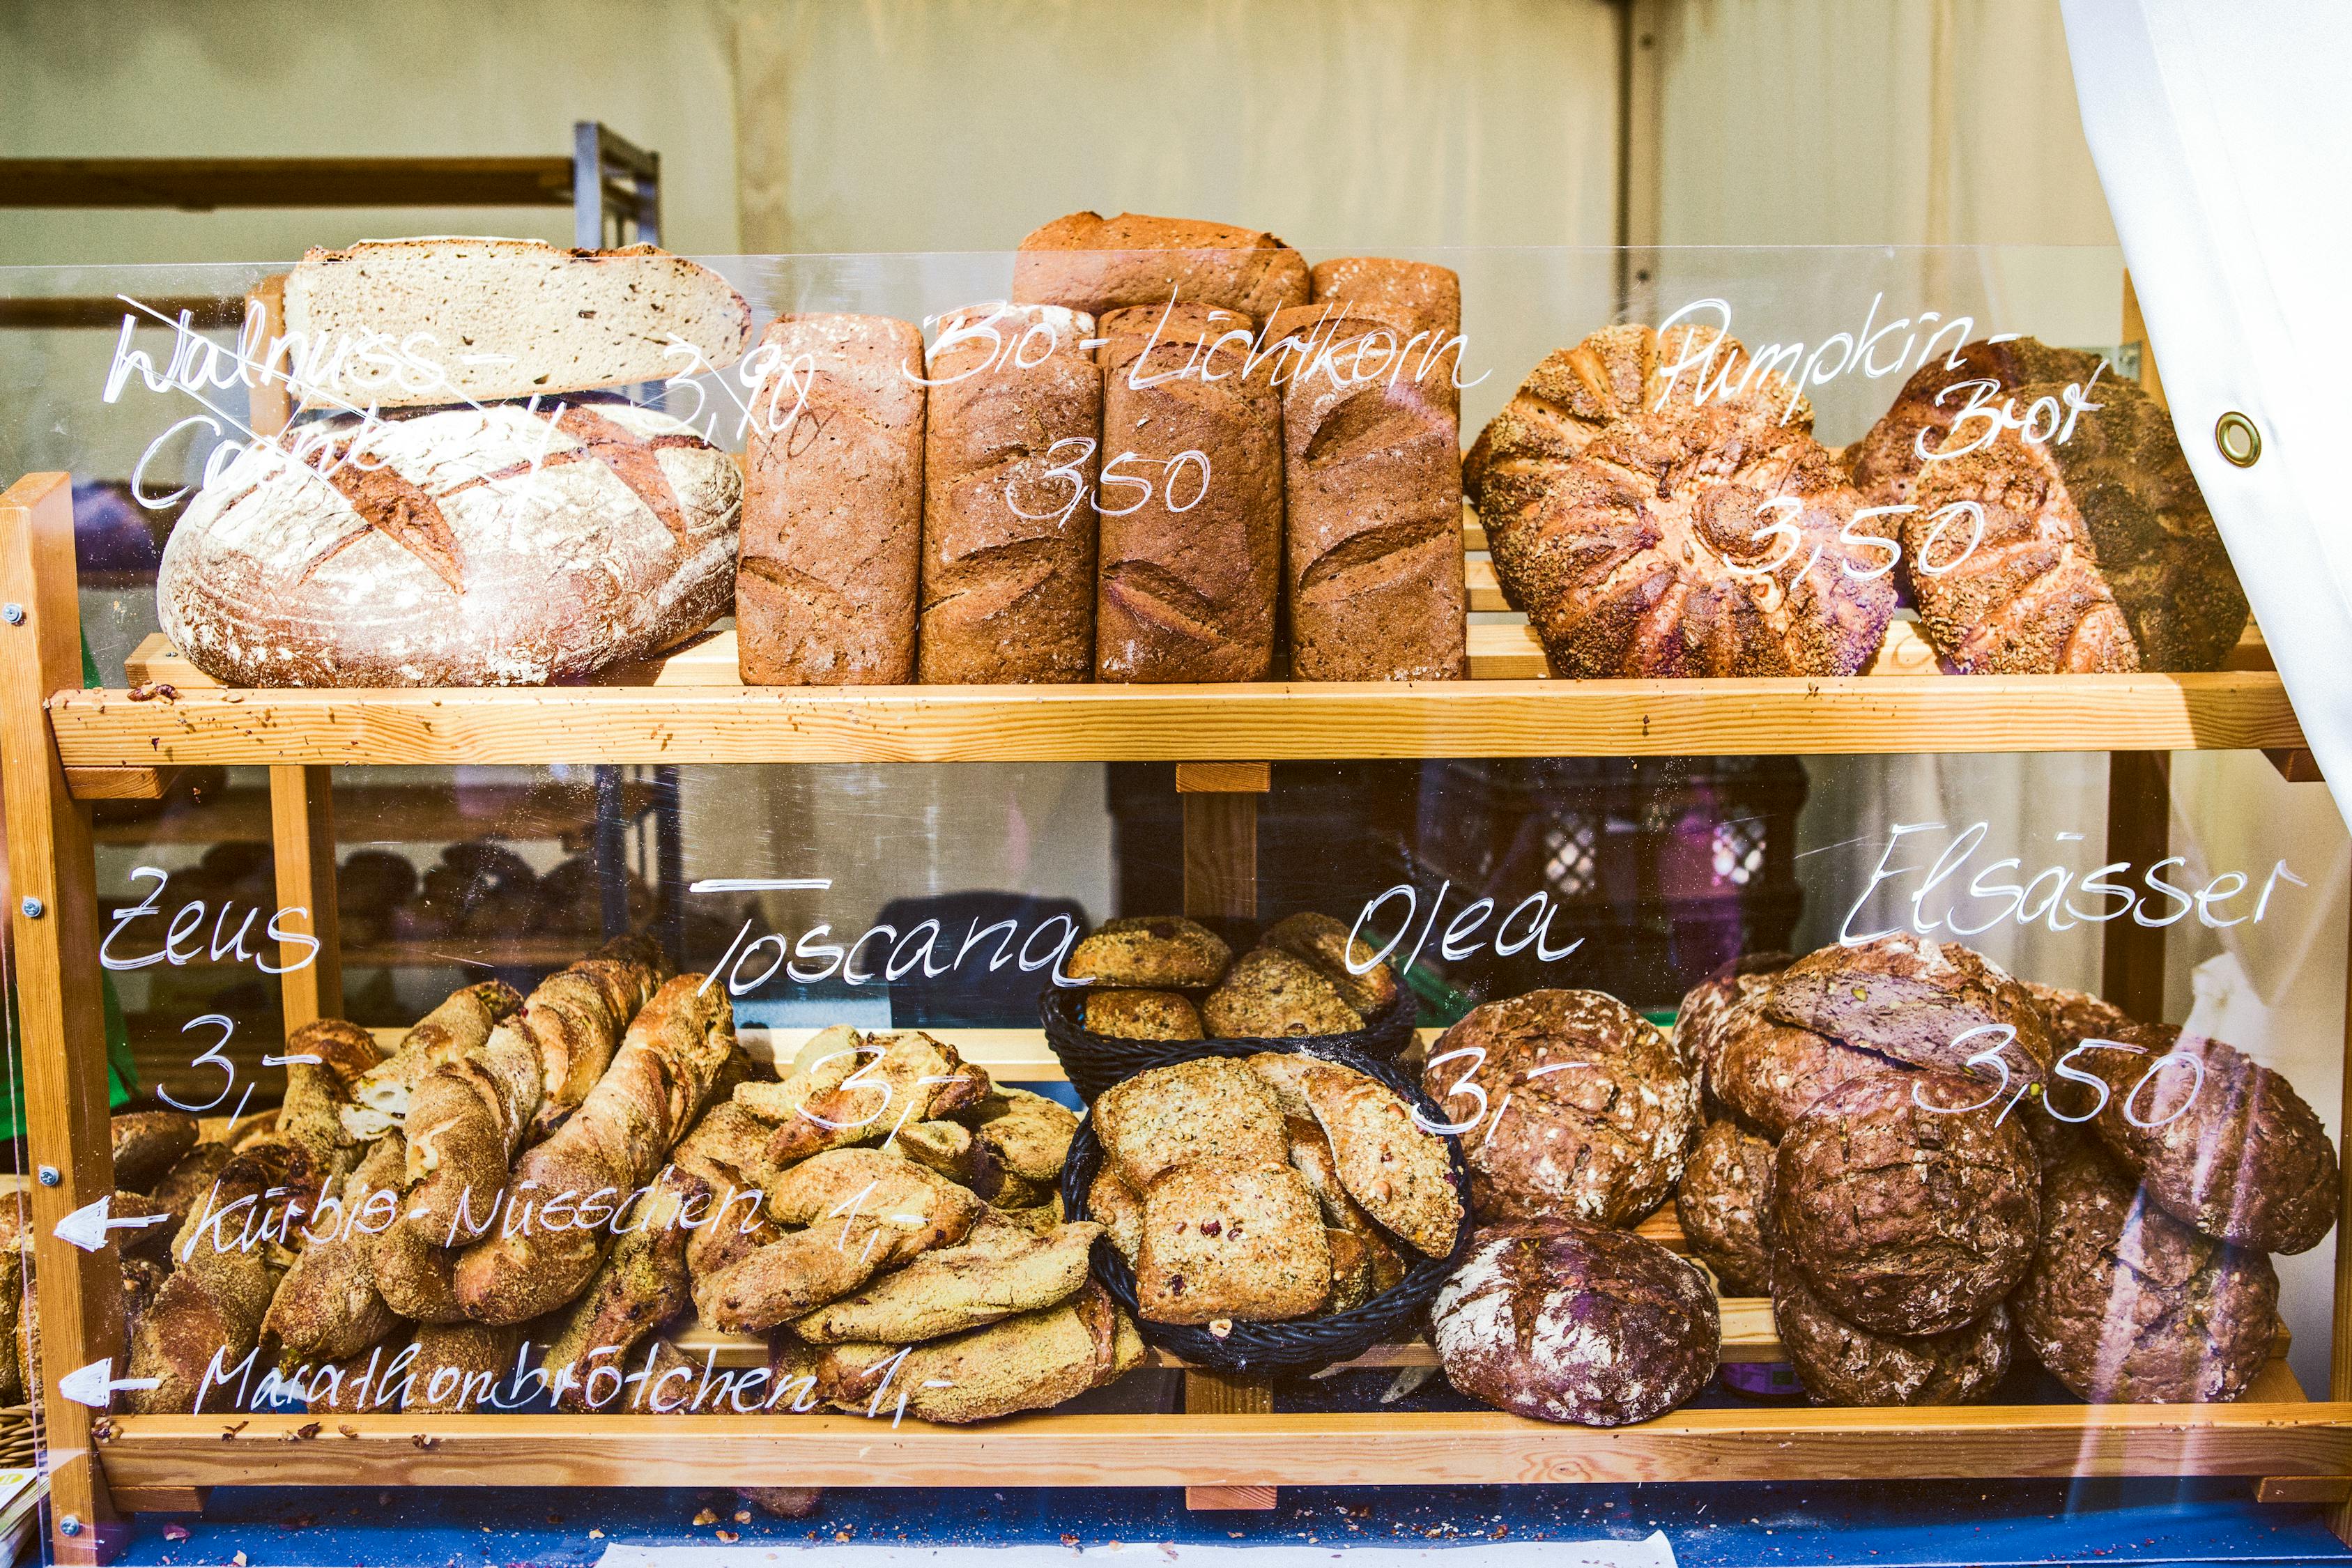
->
[[1041, 983, 1419, 1105], [1057, 1036, 1474, 1377]]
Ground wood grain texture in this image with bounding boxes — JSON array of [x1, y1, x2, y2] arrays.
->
[[91, 1401, 2352, 1491], [268, 765, 341, 1032], [0, 472, 123, 1562], [1184, 1369, 1278, 1509], [1183, 793, 1256, 921], [109, 1486, 207, 1516], [62, 767, 179, 801], [1174, 762, 1273, 793], [2102, 751, 2171, 1020]]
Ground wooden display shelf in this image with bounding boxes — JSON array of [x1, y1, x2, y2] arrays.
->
[[89, 782, 656, 846], [59, 625, 2306, 767]]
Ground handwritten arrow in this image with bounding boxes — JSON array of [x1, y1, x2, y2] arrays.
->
[[58, 1358, 160, 1409], [53, 1196, 173, 1254]]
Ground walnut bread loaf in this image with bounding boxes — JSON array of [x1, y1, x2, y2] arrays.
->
[[1466, 323, 1894, 677], [159, 403, 740, 686], [1093, 302, 1282, 682], [739, 314, 927, 684], [1269, 302, 1468, 681], [280, 238, 750, 408], [1013, 211, 1309, 321], [918, 302, 1102, 683]]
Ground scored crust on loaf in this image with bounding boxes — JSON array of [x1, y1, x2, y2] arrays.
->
[[1013, 210, 1309, 321], [1466, 323, 1893, 679], [283, 238, 751, 408], [1302, 1065, 1463, 1259], [1761, 933, 2059, 1089], [1709, 994, 1907, 1139], [1091, 1057, 1285, 1191], [1772, 1263, 2013, 1407], [1134, 1158, 1332, 1323]]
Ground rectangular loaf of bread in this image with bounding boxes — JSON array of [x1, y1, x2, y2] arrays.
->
[[282, 238, 751, 408], [1013, 211, 1309, 323], [738, 314, 925, 684], [1094, 302, 1282, 682], [918, 302, 1102, 684], [1270, 302, 1468, 682], [1308, 258, 1465, 425]]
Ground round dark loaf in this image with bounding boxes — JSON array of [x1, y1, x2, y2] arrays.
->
[[1464, 323, 1894, 678], [1431, 1218, 1717, 1426], [2019, 980, 2136, 1169], [158, 402, 739, 686], [1709, 994, 1904, 1139], [1093, 302, 1282, 683], [1762, 934, 2056, 1089], [1771, 1263, 2012, 1406], [2013, 1144, 2278, 1403], [1675, 1116, 1777, 1296], [1672, 951, 1792, 1095], [1424, 989, 1698, 1227], [1774, 1070, 2040, 1335], [2082, 1024, 2340, 1255]]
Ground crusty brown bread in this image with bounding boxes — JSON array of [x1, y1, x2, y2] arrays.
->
[[343, 981, 525, 1143], [450, 976, 736, 1324], [1092, 302, 1282, 682], [1302, 1063, 1463, 1259], [158, 403, 742, 688], [1672, 951, 1793, 1095], [1676, 1116, 1777, 1296], [1466, 323, 1893, 678], [739, 314, 927, 684], [1202, 948, 1364, 1038], [1068, 916, 1231, 987], [111, 1109, 199, 1192], [126, 1139, 310, 1413], [1093, 1057, 1286, 1190], [918, 302, 1102, 684], [1773, 1264, 2013, 1406], [1268, 302, 1467, 681], [1848, 336, 2109, 510], [541, 1167, 703, 1411], [2080, 1024, 2339, 1254], [272, 1019, 384, 1171], [402, 1322, 520, 1414], [1774, 1070, 2040, 1336], [1259, 912, 1401, 1019], [790, 1212, 1100, 1344], [804, 1279, 1143, 1423], [740, 1029, 988, 1167], [1762, 934, 2057, 1089], [263, 1132, 407, 1362], [1307, 258, 1463, 424], [1084, 989, 1205, 1040], [1013, 211, 1308, 321], [1135, 1158, 1332, 1323], [1709, 995, 1905, 1139]]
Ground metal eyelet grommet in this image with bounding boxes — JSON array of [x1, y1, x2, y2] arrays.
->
[[2215, 411, 2261, 468]]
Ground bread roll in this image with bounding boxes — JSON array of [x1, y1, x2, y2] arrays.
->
[[159, 403, 739, 686], [740, 314, 925, 684], [918, 302, 1101, 683], [1014, 211, 1307, 321], [1093, 303, 1281, 681], [1268, 303, 1467, 681]]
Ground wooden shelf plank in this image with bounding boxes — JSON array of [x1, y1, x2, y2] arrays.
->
[[93, 1401, 2352, 1491], [47, 662, 2305, 767], [0, 157, 574, 210], [89, 782, 657, 845]]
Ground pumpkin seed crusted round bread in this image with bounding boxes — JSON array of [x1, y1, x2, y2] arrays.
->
[[1092, 1056, 1286, 1190], [1204, 948, 1365, 1037], [1068, 916, 1233, 988], [1082, 988, 1206, 1041]]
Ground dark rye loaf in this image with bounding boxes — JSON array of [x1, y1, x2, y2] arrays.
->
[[1431, 1218, 1717, 1427], [739, 314, 925, 684], [1774, 1070, 2040, 1336], [2013, 1144, 2278, 1403], [1268, 302, 1467, 682], [159, 403, 739, 687], [2083, 1024, 2340, 1255], [1013, 211, 1308, 321], [1093, 302, 1282, 682], [1762, 933, 2057, 1088], [1307, 257, 1463, 424], [1671, 951, 1792, 1095], [1675, 1116, 1777, 1296], [1771, 1264, 2013, 1407], [1709, 993, 1905, 1139], [918, 302, 1101, 684]]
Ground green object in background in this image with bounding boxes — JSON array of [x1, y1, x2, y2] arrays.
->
[[1, 632, 144, 1140]]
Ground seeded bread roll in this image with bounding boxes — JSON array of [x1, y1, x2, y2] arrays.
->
[[918, 302, 1101, 683], [1202, 948, 1364, 1038], [1424, 989, 1697, 1227], [1676, 1117, 1777, 1296], [2013, 1144, 2278, 1403], [2080, 1024, 2340, 1254], [1772, 1264, 2013, 1406], [1068, 916, 1231, 988], [1432, 1218, 1717, 1426], [1093, 302, 1282, 682], [1774, 1070, 2041, 1335], [1013, 211, 1309, 321], [1307, 257, 1463, 424], [1268, 303, 1467, 681], [739, 314, 925, 684], [1259, 912, 1400, 1018], [1135, 1159, 1332, 1323], [1762, 934, 2057, 1089], [1082, 989, 1204, 1041], [1092, 1057, 1286, 1190]]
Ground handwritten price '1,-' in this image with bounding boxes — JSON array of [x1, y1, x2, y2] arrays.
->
[[1007, 437, 1210, 525]]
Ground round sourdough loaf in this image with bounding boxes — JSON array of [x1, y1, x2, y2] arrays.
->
[[2082, 1024, 2340, 1255], [1672, 951, 1792, 1095], [159, 403, 739, 686], [1709, 994, 1903, 1138], [1771, 1263, 2012, 1406], [1424, 989, 1698, 1227], [1431, 1218, 1717, 1425], [1774, 1070, 2040, 1335], [1675, 1116, 1778, 1296], [2013, 1145, 2278, 1403], [1761, 933, 2057, 1089]]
